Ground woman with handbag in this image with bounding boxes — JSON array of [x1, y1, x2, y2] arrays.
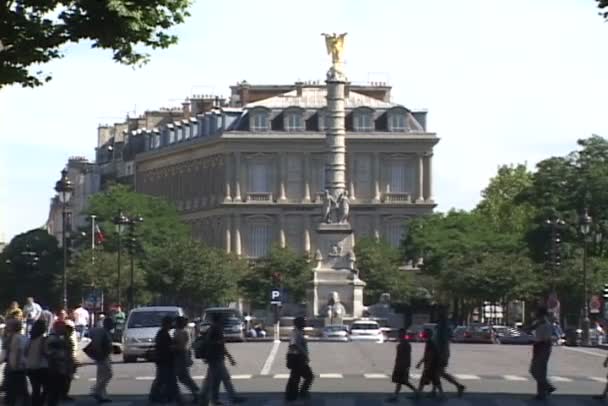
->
[[285, 316, 314, 403]]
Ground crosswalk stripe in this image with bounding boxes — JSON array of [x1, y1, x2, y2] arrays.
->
[[88, 378, 97, 382], [454, 374, 481, 380], [232, 374, 253, 379], [363, 373, 388, 379], [135, 376, 155, 380], [411, 373, 422, 379], [549, 376, 573, 382], [591, 376, 607, 383], [503, 375, 528, 381], [192, 375, 206, 380], [319, 373, 343, 378], [273, 373, 290, 379]]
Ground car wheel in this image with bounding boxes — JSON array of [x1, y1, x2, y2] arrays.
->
[[123, 355, 137, 363]]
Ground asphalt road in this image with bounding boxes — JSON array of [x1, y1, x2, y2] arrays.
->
[[34, 342, 608, 404]]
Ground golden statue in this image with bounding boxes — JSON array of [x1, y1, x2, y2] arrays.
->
[[322, 33, 347, 66]]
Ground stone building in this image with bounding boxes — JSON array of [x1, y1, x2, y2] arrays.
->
[[135, 81, 438, 258]]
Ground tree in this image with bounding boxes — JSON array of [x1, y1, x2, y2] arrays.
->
[[0, 228, 62, 308], [145, 240, 247, 314], [240, 247, 313, 309], [2, 0, 191, 88], [354, 238, 413, 305], [599, 0, 608, 20]]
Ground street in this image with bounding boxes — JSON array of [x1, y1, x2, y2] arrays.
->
[[64, 342, 608, 405]]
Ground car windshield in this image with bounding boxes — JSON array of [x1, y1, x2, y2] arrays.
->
[[127, 311, 178, 328], [352, 323, 378, 330]]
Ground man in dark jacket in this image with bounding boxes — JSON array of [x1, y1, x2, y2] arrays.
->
[[149, 316, 181, 405], [88, 318, 114, 403]]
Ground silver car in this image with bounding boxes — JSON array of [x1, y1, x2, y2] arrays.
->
[[322, 325, 350, 342], [121, 306, 185, 363]]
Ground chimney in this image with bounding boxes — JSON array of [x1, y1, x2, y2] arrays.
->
[[182, 100, 191, 118], [239, 81, 250, 106], [295, 81, 304, 97]]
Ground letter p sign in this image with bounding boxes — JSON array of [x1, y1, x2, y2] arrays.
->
[[271, 289, 281, 305]]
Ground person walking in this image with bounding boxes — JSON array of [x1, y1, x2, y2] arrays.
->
[[435, 307, 465, 397], [73, 303, 90, 340], [26, 319, 49, 406], [23, 297, 42, 335], [86, 317, 114, 403], [285, 316, 314, 404], [173, 316, 199, 402], [529, 306, 555, 400], [5, 301, 23, 321], [386, 328, 418, 402], [46, 321, 75, 406], [4, 319, 29, 406], [149, 316, 182, 405], [199, 313, 246, 406], [40, 307, 55, 334], [416, 328, 443, 398], [61, 320, 78, 402]]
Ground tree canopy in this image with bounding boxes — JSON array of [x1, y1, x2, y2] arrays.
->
[[1, 0, 191, 88]]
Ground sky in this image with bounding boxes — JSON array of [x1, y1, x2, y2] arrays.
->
[[1, 0, 608, 242]]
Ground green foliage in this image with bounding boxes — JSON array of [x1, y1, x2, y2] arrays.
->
[[354, 238, 413, 304], [0, 229, 62, 308], [1, 0, 192, 88], [145, 240, 247, 314], [240, 247, 313, 309], [599, 0, 608, 20]]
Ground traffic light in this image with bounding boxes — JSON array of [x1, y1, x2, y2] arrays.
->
[[603, 283, 608, 300]]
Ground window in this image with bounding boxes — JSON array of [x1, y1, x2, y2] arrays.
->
[[184, 124, 191, 139], [248, 222, 272, 258], [388, 161, 406, 193], [385, 220, 406, 248], [176, 125, 183, 142], [285, 111, 303, 131], [354, 110, 374, 131], [389, 113, 407, 131], [249, 161, 270, 193], [251, 111, 269, 131], [168, 128, 175, 144]]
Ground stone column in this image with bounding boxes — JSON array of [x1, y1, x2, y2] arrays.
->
[[348, 152, 356, 200], [233, 214, 242, 255], [416, 153, 424, 203], [303, 153, 311, 202], [278, 153, 287, 201], [224, 153, 232, 202], [225, 215, 232, 253], [233, 152, 242, 202], [373, 152, 381, 202], [425, 153, 434, 202], [304, 215, 311, 254], [325, 76, 347, 198], [279, 213, 286, 248]]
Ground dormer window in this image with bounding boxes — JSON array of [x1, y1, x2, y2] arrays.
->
[[250, 109, 269, 131], [284, 109, 304, 131], [354, 109, 374, 131], [389, 112, 407, 132]]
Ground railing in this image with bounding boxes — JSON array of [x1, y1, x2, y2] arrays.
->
[[246, 192, 273, 202], [383, 192, 411, 203]]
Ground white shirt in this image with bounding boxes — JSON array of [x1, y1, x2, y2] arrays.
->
[[23, 302, 42, 321], [73, 307, 90, 326]]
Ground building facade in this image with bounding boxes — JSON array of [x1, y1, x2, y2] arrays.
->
[[135, 81, 438, 258]]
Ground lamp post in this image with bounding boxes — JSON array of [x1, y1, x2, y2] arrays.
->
[[55, 169, 73, 309], [580, 208, 592, 346], [113, 211, 128, 307], [125, 215, 143, 311]]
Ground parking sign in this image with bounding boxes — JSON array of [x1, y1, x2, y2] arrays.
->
[[270, 288, 281, 305]]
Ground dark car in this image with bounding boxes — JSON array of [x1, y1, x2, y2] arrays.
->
[[452, 324, 497, 344], [495, 327, 534, 345], [199, 307, 245, 342]]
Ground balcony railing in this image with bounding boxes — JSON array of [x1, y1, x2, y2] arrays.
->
[[383, 192, 412, 203], [246, 192, 273, 202]]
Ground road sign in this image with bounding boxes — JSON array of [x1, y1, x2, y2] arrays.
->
[[270, 288, 282, 305], [590, 295, 601, 314], [603, 284, 608, 299]]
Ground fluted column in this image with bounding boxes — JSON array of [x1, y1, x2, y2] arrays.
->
[[278, 153, 287, 201], [348, 152, 356, 200], [325, 76, 347, 198], [225, 216, 232, 253], [279, 213, 286, 248], [304, 215, 311, 254], [373, 152, 381, 202], [303, 153, 311, 202], [426, 153, 434, 202], [233, 214, 241, 255], [416, 153, 424, 203], [233, 152, 242, 202], [224, 153, 232, 202]]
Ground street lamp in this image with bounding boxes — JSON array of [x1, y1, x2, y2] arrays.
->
[[125, 215, 143, 311], [54, 169, 73, 309], [580, 208, 592, 346], [113, 211, 128, 307]]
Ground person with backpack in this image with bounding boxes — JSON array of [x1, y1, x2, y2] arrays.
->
[[198, 313, 246, 406], [285, 316, 313, 403], [86, 317, 114, 403], [174, 316, 199, 402], [45, 320, 74, 406], [26, 319, 49, 406]]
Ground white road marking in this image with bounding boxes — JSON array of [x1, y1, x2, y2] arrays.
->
[[273, 373, 290, 379], [591, 376, 607, 383], [411, 373, 422, 379], [88, 378, 97, 382], [363, 373, 388, 379], [192, 375, 206, 380], [232, 374, 253, 379], [135, 376, 155, 380], [549, 376, 573, 382], [441, 399, 472, 406], [319, 373, 343, 378], [503, 375, 528, 381], [562, 346, 607, 358], [260, 341, 281, 376], [453, 374, 481, 380]]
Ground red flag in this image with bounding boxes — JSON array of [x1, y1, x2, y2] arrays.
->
[[95, 225, 105, 244]]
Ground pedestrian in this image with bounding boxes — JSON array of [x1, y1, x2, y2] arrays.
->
[[40, 307, 55, 334], [285, 316, 314, 404], [149, 316, 182, 405], [23, 297, 42, 336], [4, 319, 30, 406], [528, 306, 555, 400], [434, 307, 465, 397], [0, 316, 13, 398], [173, 316, 199, 402], [46, 321, 75, 406], [416, 328, 443, 398], [386, 328, 418, 402], [5, 301, 23, 321], [86, 317, 114, 403], [26, 319, 49, 406], [73, 303, 90, 340], [199, 313, 246, 406], [111, 305, 126, 327], [62, 320, 78, 402]]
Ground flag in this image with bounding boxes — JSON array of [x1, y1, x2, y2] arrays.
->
[[95, 225, 106, 245]]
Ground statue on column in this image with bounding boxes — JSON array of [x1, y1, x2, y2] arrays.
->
[[323, 291, 346, 325], [322, 33, 347, 66], [337, 191, 350, 224], [322, 189, 337, 223]]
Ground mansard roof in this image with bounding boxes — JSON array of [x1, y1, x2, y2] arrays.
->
[[245, 87, 398, 110]]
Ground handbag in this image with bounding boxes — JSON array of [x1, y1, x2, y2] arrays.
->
[[286, 344, 302, 370]]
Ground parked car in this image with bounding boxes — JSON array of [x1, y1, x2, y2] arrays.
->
[[495, 327, 535, 345], [121, 306, 186, 363], [321, 324, 350, 342], [407, 323, 437, 342], [564, 328, 602, 347], [349, 319, 385, 343], [198, 307, 245, 342], [452, 324, 497, 344]]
